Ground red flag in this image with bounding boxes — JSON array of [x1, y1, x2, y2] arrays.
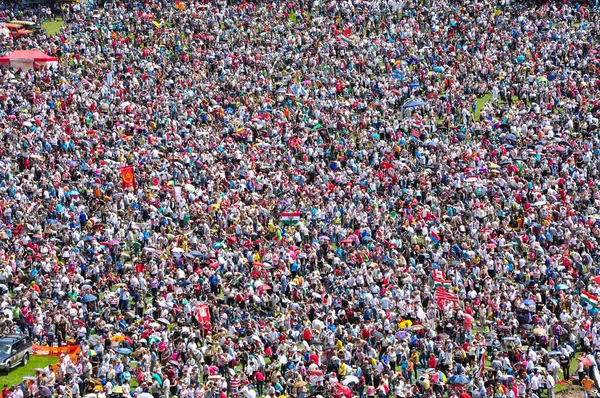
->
[[435, 287, 458, 302], [120, 165, 136, 190], [196, 304, 211, 324], [435, 286, 458, 309]]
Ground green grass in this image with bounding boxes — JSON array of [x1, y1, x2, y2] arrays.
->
[[0, 356, 58, 388], [475, 93, 492, 121], [42, 18, 64, 36]]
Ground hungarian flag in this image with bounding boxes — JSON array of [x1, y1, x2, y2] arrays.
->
[[339, 35, 353, 46], [196, 304, 211, 324], [434, 279, 452, 290], [281, 211, 300, 225], [120, 165, 136, 190], [581, 291, 599, 308], [411, 114, 423, 129]]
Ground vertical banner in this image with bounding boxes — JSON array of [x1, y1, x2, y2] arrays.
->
[[196, 304, 211, 324], [120, 165, 136, 190], [174, 186, 183, 203]]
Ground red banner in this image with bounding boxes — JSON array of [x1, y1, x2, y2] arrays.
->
[[196, 304, 211, 324], [120, 165, 136, 190], [33, 344, 80, 357]]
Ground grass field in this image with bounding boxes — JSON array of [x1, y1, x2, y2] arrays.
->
[[42, 18, 64, 36], [0, 356, 58, 388]]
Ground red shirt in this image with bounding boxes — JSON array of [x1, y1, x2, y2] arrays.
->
[[428, 357, 437, 369]]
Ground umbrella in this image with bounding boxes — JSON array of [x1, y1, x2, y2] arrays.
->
[[592, 276, 600, 284], [39, 386, 52, 397], [148, 335, 162, 343], [81, 294, 98, 303], [139, 394, 154, 398], [532, 328, 547, 336], [168, 359, 182, 368], [294, 381, 308, 388], [22, 376, 36, 381], [116, 347, 132, 355], [342, 376, 359, 386], [399, 320, 413, 329], [448, 375, 470, 385], [523, 299, 536, 306], [579, 357, 593, 367], [157, 318, 170, 326], [112, 386, 123, 394], [184, 184, 196, 192], [556, 284, 569, 290], [179, 280, 192, 287]]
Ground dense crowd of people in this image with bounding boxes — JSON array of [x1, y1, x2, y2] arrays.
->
[[0, 0, 600, 397]]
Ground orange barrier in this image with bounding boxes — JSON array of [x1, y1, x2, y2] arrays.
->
[[33, 344, 81, 357]]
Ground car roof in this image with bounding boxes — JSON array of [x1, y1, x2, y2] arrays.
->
[[0, 335, 24, 343]]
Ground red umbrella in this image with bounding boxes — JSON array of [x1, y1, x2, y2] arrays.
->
[[592, 276, 600, 284], [257, 284, 271, 291], [579, 356, 593, 367]]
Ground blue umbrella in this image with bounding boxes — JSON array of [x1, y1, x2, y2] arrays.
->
[[179, 280, 192, 287], [83, 236, 94, 242], [116, 347, 132, 355], [556, 284, 569, 290], [523, 299, 536, 306], [449, 375, 470, 385], [81, 294, 98, 303], [408, 82, 420, 89]]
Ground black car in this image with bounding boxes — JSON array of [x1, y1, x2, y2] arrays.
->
[[0, 335, 33, 373]]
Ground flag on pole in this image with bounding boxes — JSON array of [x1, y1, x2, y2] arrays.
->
[[431, 231, 441, 244], [435, 287, 458, 301], [120, 165, 136, 190], [434, 278, 452, 289], [391, 70, 404, 80], [477, 353, 486, 377], [281, 211, 301, 225], [435, 286, 458, 309], [581, 291, 599, 308]]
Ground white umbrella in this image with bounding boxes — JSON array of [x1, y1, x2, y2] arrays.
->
[[343, 376, 359, 386]]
